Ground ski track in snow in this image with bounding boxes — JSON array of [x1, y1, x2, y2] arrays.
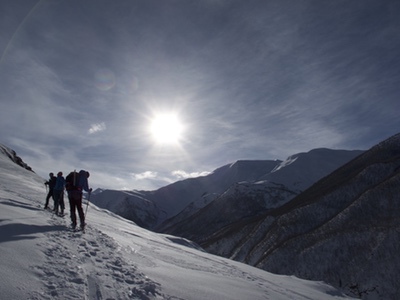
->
[[29, 211, 162, 300]]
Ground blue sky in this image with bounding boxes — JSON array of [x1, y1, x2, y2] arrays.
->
[[1, 0, 399, 190]]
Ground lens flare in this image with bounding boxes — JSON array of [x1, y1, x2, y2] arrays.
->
[[94, 69, 116, 91]]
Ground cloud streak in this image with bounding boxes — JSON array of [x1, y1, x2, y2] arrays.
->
[[171, 170, 211, 180], [1, 1, 399, 190]]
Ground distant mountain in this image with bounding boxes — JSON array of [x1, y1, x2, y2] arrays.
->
[[157, 148, 363, 237], [91, 149, 362, 231], [88, 189, 161, 228], [92, 160, 279, 228], [201, 133, 400, 299]]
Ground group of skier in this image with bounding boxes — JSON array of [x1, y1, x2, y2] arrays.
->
[[45, 170, 92, 231]]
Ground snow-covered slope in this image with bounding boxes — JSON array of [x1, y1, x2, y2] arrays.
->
[[92, 150, 362, 231], [0, 144, 355, 299], [204, 133, 400, 300], [157, 149, 362, 240], [262, 148, 365, 192], [91, 160, 280, 228], [0, 143, 34, 172], [87, 189, 161, 228]]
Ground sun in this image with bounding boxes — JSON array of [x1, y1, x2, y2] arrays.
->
[[150, 113, 184, 144]]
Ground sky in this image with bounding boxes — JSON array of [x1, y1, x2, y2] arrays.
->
[[0, 148, 355, 299], [1, 0, 399, 191]]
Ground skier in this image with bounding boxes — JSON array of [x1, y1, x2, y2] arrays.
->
[[53, 172, 65, 216], [44, 173, 56, 209], [66, 170, 92, 230]]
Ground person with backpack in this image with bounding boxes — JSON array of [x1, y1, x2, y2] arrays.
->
[[53, 172, 65, 216], [44, 172, 56, 209], [65, 170, 92, 230]]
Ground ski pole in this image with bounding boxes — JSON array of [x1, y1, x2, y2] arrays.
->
[[85, 190, 91, 217]]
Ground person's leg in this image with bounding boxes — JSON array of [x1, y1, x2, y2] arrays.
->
[[53, 190, 60, 214], [76, 196, 85, 229], [59, 192, 65, 214], [51, 190, 56, 211], [69, 196, 77, 228], [45, 190, 52, 208]]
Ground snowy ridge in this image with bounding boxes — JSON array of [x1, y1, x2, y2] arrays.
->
[[88, 189, 161, 228], [157, 149, 362, 239], [0, 143, 355, 299], [264, 148, 365, 192], [0, 143, 34, 172], [91, 160, 280, 228], [203, 133, 400, 299], [92, 150, 362, 231]]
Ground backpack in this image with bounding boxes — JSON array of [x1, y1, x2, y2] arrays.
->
[[65, 171, 80, 191]]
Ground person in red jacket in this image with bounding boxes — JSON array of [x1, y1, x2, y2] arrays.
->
[[65, 170, 92, 230]]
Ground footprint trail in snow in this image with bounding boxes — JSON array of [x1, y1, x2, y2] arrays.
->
[[30, 211, 163, 300]]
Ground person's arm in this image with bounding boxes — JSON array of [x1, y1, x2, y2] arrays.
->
[[79, 173, 90, 192], [82, 178, 90, 192]]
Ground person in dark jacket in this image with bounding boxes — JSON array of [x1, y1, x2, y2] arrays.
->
[[53, 172, 65, 216], [66, 170, 92, 230], [44, 172, 56, 209]]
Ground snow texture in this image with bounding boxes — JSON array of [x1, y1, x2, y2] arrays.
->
[[0, 143, 355, 299]]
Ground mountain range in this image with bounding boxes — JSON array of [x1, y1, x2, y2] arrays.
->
[[91, 148, 363, 231], [200, 133, 400, 299], [91, 133, 400, 299]]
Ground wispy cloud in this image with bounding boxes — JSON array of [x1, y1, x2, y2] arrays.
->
[[131, 171, 158, 180], [88, 122, 106, 134], [172, 170, 211, 179]]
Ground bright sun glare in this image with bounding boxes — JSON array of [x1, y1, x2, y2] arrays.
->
[[150, 113, 184, 144]]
